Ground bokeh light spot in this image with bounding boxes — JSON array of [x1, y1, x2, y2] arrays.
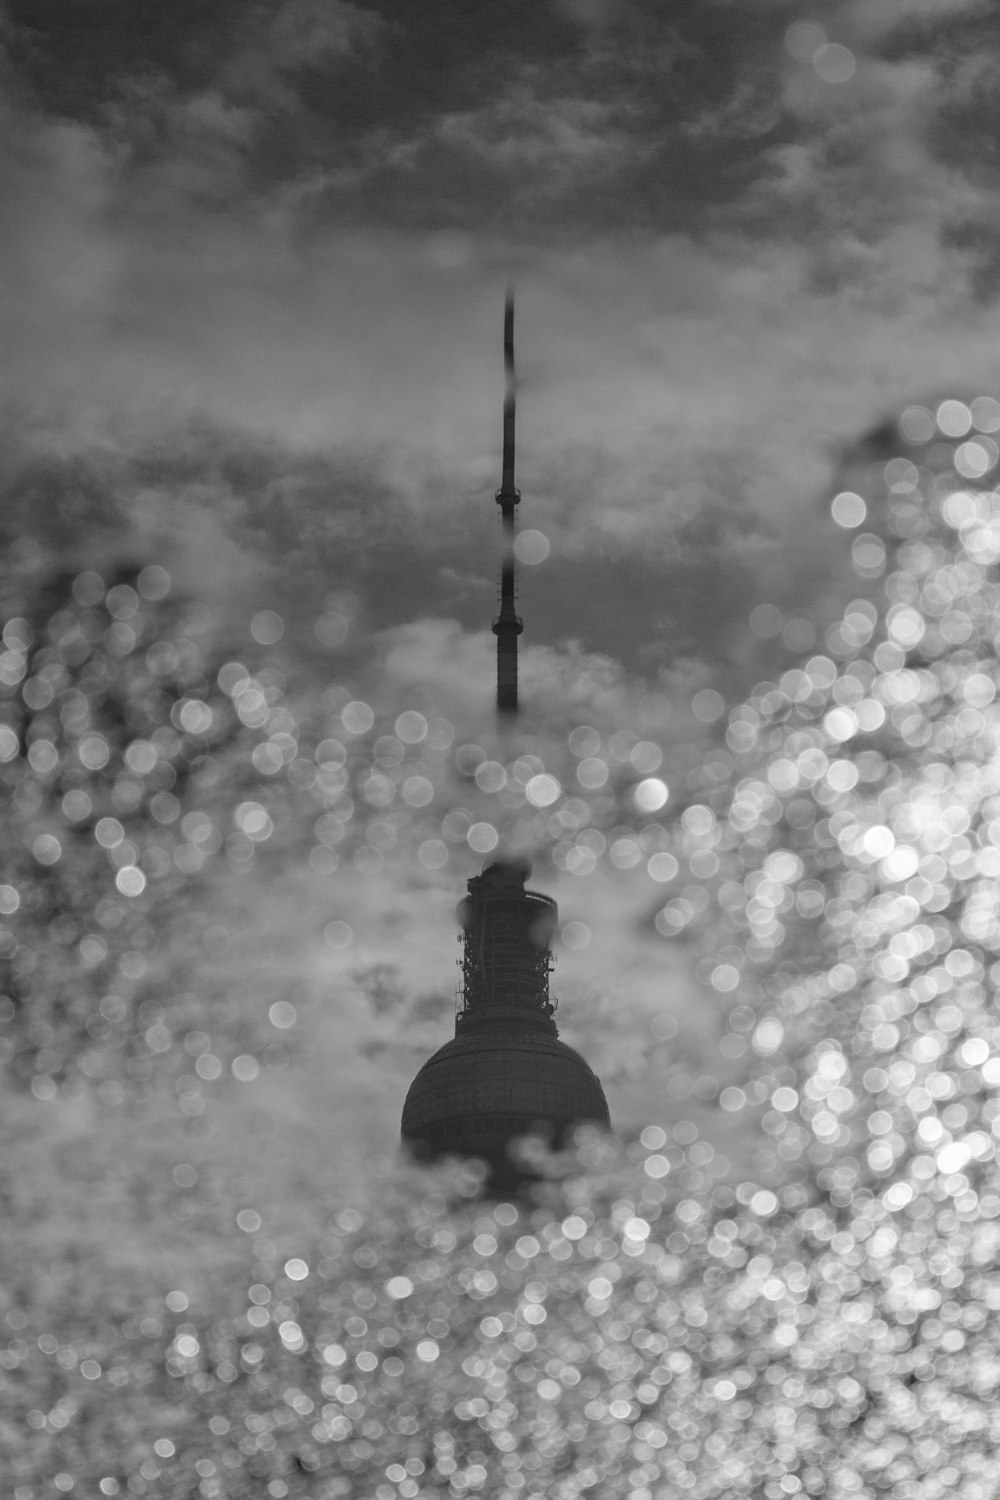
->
[[250, 610, 284, 645], [526, 774, 560, 807], [971, 395, 1000, 432], [567, 726, 600, 757], [95, 817, 124, 848], [784, 19, 826, 61], [814, 42, 855, 82], [418, 839, 449, 869], [831, 492, 867, 528], [576, 757, 608, 790], [630, 741, 662, 774], [711, 964, 740, 992], [468, 822, 499, 853], [402, 775, 434, 807], [72, 570, 105, 606], [692, 688, 725, 723], [116, 867, 146, 897], [634, 777, 669, 813], [937, 399, 972, 437], [514, 530, 550, 564], [342, 701, 374, 735], [32, 834, 62, 865], [455, 743, 486, 775], [900, 405, 935, 442], [474, 760, 506, 793], [314, 612, 348, 648], [324, 921, 353, 949], [955, 440, 994, 479], [852, 534, 886, 574], [137, 565, 171, 600], [648, 852, 679, 883], [79, 735, 110, 770], [395, 711, 428, 743]]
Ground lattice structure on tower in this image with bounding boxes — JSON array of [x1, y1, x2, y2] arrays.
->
[[457, 861, 556, 1024], [401, 859, 609, 1190]]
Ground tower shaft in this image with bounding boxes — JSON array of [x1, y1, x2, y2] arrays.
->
[[493, 291, 522, 715]]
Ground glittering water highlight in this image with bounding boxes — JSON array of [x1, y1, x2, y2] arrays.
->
[[6, 397, 1000, 1495]]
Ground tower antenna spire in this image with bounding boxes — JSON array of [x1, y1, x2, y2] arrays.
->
[[493, 289, 523, 716]]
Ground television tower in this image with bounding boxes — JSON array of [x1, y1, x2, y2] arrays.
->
[[493, 291, 523, 716], [399, 859, 610, 1190], [400, 295, 610, 1191]]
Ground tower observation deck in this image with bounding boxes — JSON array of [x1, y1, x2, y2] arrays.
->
[[400, 861, 610, 1189]]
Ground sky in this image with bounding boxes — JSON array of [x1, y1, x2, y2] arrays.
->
[[5, 0, 1000, 1177]]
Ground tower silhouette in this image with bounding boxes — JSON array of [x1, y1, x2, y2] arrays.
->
[[400, 859, 610, 1189], [400, 298, 610, 1190], [493, 291, 523, 715]]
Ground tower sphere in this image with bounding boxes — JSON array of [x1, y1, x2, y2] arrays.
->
[[401, 860, 610, 1189]]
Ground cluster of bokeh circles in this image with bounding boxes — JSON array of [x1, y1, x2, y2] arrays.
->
[[664, 395, 1000, 1197], [7, 395, 1000, 1496], [0, 563, 312, 1092], [0, 541, 686, 1094]]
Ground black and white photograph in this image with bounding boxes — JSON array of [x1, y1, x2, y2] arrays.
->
[[3, 2, 1000, 1495]]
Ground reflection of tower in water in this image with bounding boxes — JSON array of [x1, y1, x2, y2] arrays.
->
[[401, 860, 609, 1190], [400, 298, 610, 1189]]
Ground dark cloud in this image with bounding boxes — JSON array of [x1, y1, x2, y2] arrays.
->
[[1, 1, 796, 238], [4, 0, 989, 254], [5, 0, 383, 115]]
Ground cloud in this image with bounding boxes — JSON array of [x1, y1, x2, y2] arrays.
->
[[7, 179, 1000, 708], [375, 620, 497, 719], [367, 616, 726, 747], [5, 0, 1000, 725], [433, 90, 634, 174], [551, 0, 623, 28], [208, 0, 387, 121], [767, 1, 992, 267], [837, 0, 989, 43], [254, 0, 385, 72]]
